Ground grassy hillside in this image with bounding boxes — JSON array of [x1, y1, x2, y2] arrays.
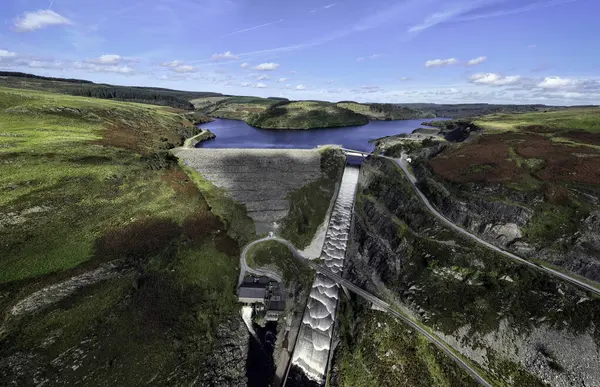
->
[[404, 103, 569, 119], [0, 72, 224, 110], [247, 101, 369, 129], [474, 107, 600, 133], [202, 96, 279, 121], [337, 102, 433, 120], [415, 107, 600, 284], [0, 87, 246, 384], [246, 240, 314, 290]]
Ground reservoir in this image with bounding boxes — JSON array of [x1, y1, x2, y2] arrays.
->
[[196, 118, 449, 152]]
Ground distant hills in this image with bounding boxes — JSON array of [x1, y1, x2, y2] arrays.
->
[[0, 71, 593, 129]]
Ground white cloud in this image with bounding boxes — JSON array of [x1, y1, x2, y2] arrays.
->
[[255, 82, 267, 88], [0, 50, 17, 59], [257, 75, 270, 80], [14, 10, 71, 32], [211, 51, 239, 61], [240, 62, 249, 68], [241, 82, 250, 87], [160, 60, 196, 73], [26, 60, 62, 69], [278, 77, 288, 82], [357, 54, 381, 62], [325, 80, 335, 84], [88, 54, 122, 65], [222, 19, 284, 37], [425, 58, 459, 68], [324, 3, 336, 9], [101, 65, 134, 74], [400, 77, 411, 81], [409, 9, 462, 33], [173, 65, 195, 73], [467, 56, 487, 66], [538, 76, 578, 89], [161, 60, 183, 68], [469, 73, 522, 86], [73, 61, 134, 74], [296, 85, 306, 90], [357, 85, 383, 93], [255, 62, 280, 71]]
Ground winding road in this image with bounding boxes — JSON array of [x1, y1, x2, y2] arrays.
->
[[240, 236, 492, 387], [386, 154, 600, 297]]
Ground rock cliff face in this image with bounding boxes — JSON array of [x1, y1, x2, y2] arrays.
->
[[200, 317, 249, 386], [412, 158, 600, 282], [344, 157, 600, 386]]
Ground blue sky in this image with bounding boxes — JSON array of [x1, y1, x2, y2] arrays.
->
[[1, 0, 599, 104]]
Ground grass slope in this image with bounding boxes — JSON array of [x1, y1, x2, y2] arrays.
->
[[337, 102, 433, 120], [474, 107, 600, 133], [0, 72, 223, 110], [333, 296, 479, 387], [246, 240, 314, 290], [0, 87, 244, 384], [248, 101, 369, 129], [280, 147, 346, 248]]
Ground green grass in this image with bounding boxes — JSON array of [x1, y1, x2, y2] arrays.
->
[[0, 88, 209, 283], [247, 101, 369, 129], [246, 240, 314, 290], [356, 157, 600, 381], [474, 107, 600, 133], [0, 86, 246, 384], [280, 147, 346, 248], [19, 275, 135, 352], [179, 162, 256, 245], [334, 296, 479, 387]]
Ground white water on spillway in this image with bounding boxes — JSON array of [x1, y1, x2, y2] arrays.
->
[[290, 165, 360, 384], [241, 305, 257, 339]]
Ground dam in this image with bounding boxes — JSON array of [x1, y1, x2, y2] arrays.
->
[[288, 165, 360, 384]]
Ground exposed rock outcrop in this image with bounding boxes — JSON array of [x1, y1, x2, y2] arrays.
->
[[344, 157, 600, 386]]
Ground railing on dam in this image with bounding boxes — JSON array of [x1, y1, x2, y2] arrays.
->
[[286, 164, 360, 385]]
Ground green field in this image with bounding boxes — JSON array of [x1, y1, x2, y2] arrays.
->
[[337, 102, 433, 120], [247, 100, 369, 129], [474, 107, 600, 133], [281, 147, 346, 247], [0, 87, 244, 384]]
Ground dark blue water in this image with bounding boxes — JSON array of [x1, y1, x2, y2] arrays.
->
[[196, 118, 449, 152]]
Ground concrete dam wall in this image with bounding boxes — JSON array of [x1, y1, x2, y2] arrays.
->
[[176, 148, 322, 232]]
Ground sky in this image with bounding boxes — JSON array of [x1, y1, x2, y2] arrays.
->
[[1, 0, 599, 104]]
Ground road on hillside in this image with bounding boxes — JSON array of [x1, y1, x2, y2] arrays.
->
[[240, 237, 492, 387], [386, 154, 600, 296], [238, 237, 284, 287]]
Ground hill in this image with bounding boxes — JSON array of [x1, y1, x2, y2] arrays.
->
[[246, 100, 369, 129], [0, 71, 225, 110], [337, 101, 434, 120], [0, 86, 251, 385]]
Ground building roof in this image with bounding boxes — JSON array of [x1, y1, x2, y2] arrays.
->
[[267, 300, 286, 311], [239, 286, 266, 300]]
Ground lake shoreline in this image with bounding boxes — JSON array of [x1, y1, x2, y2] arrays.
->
[[195, 117, 451, 152]]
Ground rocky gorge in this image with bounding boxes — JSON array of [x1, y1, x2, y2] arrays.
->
[[335, 153, 600, 386]]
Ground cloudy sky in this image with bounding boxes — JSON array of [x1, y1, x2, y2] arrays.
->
[[1, 0, 599, 104]]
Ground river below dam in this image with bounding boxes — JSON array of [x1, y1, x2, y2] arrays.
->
[[196, 117, 449, 152]]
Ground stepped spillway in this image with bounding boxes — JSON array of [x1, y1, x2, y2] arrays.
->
[[290, 165, 360, 383]]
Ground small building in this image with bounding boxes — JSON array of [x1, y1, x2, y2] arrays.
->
[[238, 286, 266, 304]]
